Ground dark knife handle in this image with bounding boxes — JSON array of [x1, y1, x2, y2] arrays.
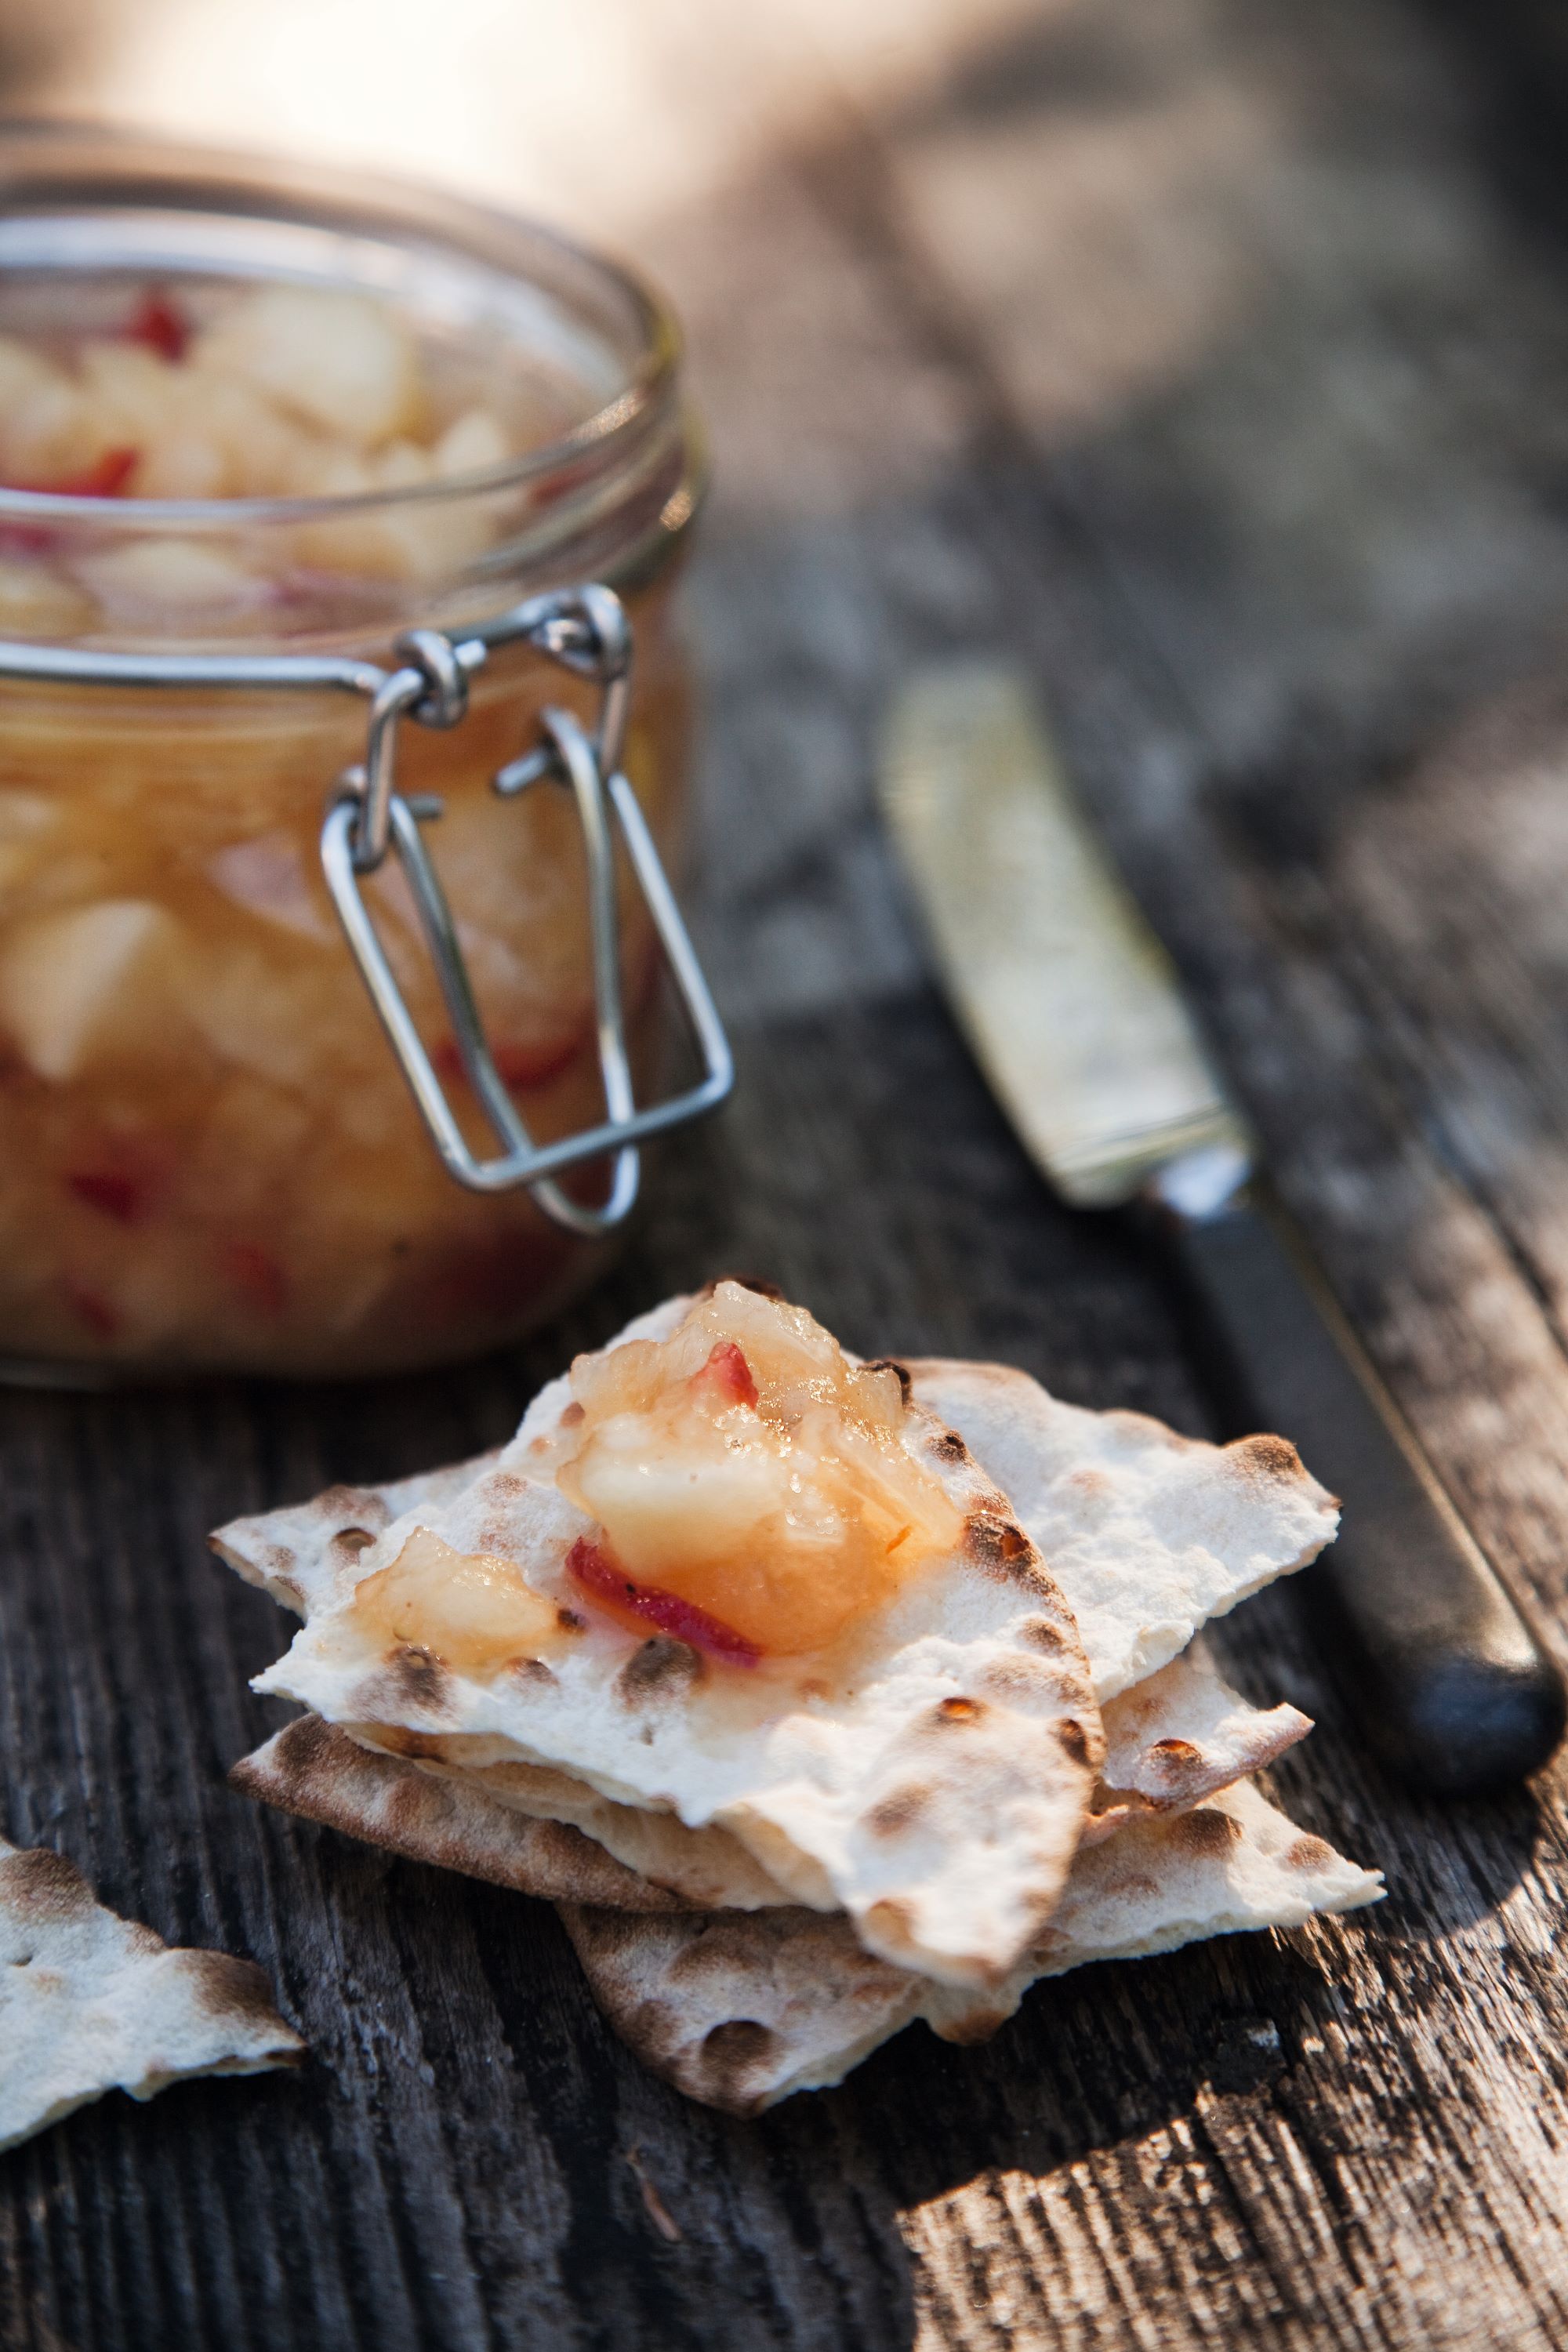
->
[[1145, 1180, 1564, 1796]]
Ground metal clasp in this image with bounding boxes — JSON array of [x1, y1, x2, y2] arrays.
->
[[318, 584, 731, 1237]]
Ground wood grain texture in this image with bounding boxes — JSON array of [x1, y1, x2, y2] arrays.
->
[[12, 0, 1568, 2343]]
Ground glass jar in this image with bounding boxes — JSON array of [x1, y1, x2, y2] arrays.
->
[[0, 125, 723, 1381]]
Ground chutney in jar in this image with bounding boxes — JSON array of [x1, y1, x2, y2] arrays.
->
[[0, 127, 701, 1378]]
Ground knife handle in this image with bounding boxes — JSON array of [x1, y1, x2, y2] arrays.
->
[[1145, 1179, 1565, 1796]]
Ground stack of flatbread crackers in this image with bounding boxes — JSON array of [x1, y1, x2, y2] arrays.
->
[[215, 1285, 1381, 2116]]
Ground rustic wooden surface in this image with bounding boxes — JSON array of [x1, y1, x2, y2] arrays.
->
[[14, 0, 1568, 2343]]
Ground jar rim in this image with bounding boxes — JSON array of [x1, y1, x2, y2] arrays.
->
[[0, 119, 685, 531]]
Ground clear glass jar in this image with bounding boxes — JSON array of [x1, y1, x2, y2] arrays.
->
[[0, 126, 707, 1380]]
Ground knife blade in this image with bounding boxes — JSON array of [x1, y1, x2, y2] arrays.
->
[[880, 663, 1564, 1796]]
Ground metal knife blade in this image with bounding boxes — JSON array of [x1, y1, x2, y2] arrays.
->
[[880, 662, 1564, 1796], [880, 664, 1249, 1206]]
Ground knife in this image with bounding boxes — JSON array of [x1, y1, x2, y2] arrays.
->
[[879, 663, 1564, 1797]]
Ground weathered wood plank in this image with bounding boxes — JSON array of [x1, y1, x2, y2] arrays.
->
[[15, 0, 1568, 2343]]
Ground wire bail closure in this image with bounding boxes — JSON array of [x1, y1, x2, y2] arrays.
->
[[318, 584, 731, 1235], [0, 583, 727, 1236]]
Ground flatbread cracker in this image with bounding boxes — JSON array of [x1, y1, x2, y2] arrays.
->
[[217, 1306, 1330, 1951], [218, 1394, 1319, 1922], [393, 1750, 793, 1908], [1085, 1644, 1311, 1842], [236, 1715, 786, 1918], [906, 1359, 1339, 1698], [230, 1716, 688, 1909], [245, 1295, 1106, 1990], [212, 1454, 501, 1617], [561, 1780, 1382, 2114], [232, 1640, 1312, 1922], [395, 1645, 1309, 1897], [229, 1711, 1377, 2115], [0, 1838, 303, 2153]]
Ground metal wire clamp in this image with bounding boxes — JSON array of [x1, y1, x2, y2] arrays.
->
[[318, 586, 731, 1235], [0, 584, 732, 1239]]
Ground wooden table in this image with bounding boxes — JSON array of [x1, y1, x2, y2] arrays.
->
[[12, 0, 1568, 2342]]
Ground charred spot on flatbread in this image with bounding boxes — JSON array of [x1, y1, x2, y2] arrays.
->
[[375, 1644, 452, 1715], [1228, 1432, 1309, 1485], [926, 1427, 971, 1466], [1175, 1808, 1244, 1857], [862, 1358, 913, 1405], [961, 1510, 1056, 1602], [1056, 1719, 1093, 1769], [692, 2020, 780, 2111], [316, 1488, 394, 1566], [933, 1695, 983, 1726], [238, 1708, 336, 1798], [185, 1949, 305, 2042], [980, 1653, 1094, 1709], [865, 1784, 932, 1838], [863, 1896, 916, 1950], [618, 1638, 704, 1704], [0, 1845, 103, 1929]]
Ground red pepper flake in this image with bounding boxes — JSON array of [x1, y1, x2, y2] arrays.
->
[[565, 1536, 760, 1667], [0, 521, 55, 557], [67, 1171, 142, 1225], [122, 289, 189, 364], [64, 1282, 120, 1339], [3, 446, 140, 501], [691, 1340, 759, 1410], [224, 1241, 289, 1316], [56, 446, 139, 499]]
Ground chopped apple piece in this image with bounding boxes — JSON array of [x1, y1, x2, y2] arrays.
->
[[77, 342, 179, 443], [289, 484, 494, 582], [0, 336, 70, 415], [206, 833, 335, 942], [132, 431, 229, 501], [557, 1284, 965, 1657], [434, 408, 510, 478], [566, 1534, 760, 1664], [0, 899, 183, 1080], [0, 787, 63, 892], [0, 338, 100, 483], [192, 373, 320, 498], [375, 439, 431, 491], [0, 561, 96, 639], [0, 790, 58, 843], [82, 538, 268, 616], [193, 285, 421, 445], [352, 1525, 561, 1671]]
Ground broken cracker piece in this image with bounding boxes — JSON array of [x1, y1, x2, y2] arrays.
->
[[906, 1358, 1338, 1698], [0, 1837, 303, 2153], [563, 1779, 1381, 2114]]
